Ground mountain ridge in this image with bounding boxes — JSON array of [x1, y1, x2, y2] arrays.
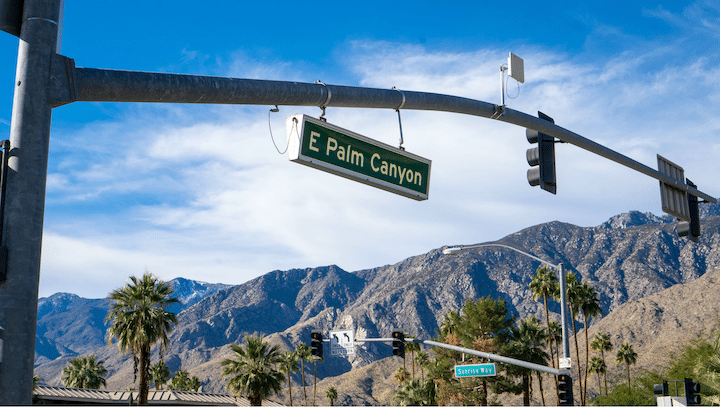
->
[[34, 205, 720, 401]]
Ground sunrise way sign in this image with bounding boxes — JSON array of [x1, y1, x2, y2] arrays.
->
[[286, 114, 431, 200], [454, 363, 497, 378]]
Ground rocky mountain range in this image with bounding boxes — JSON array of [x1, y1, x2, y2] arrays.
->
[[34, 204, 720, 404]]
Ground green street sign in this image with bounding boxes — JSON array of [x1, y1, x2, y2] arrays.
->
[[454, 363, 497, 378], [287, 114, 431, 200]]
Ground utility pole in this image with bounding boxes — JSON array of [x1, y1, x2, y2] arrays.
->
[[0, 0, 62, 403]]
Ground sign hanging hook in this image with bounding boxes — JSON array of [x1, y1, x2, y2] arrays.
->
[[316, 80, 332, 122], [393, 87, 406, 150]]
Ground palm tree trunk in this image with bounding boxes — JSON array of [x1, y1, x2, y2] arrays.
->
[[138, 345, 150, 405], [542, 294, 560, 403], [536, 371, 546, 406], [300, 359, 307, 406], [626, 363, 631, 389], [287, 372, 293, 406], [583, 315, 590, 405], [523, 373, 530, 406], [571, 313, 584, 406], [411, 349, 416, 379], [601, 350, 608, 396]]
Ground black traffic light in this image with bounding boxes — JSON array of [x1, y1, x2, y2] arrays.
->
[[392, 330, 405, 358], [677, 179, 701, 242], [526, 111, 557, 194], [684, 378, 701, 405], [653, 380, 669, 396], [557, 374, 573, 406], [310, 330, 323, 360]]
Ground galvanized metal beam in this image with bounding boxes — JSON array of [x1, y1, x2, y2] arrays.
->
[[58, 65, 715, 203]]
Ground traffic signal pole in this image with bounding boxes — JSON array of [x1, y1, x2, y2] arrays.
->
[[1, 1, 717, 403], [63, 66, 716, 203], [0, 0, 62, 403]]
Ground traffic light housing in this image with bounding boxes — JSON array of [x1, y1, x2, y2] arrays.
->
[[677, 179, 701, 242], [526, 111, 557, 194], [684, 378, 701, 405], [653, 380, 669, 396], [557, 374, 573, 406], [310, 330, 323, 360], [392, 330, 405, 358]]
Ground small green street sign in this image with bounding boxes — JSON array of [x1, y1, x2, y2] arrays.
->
[[287, 114, 431, 200], [454, 363, 497, 378]]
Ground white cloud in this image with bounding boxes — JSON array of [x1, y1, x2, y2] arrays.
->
[[39, 37, 720, 298]]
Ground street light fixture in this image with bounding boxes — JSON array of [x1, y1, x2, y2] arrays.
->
[[443, 243, 572, 367]]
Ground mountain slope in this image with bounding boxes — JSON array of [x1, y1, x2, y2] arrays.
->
[[34, 206, 720, 398], [35, 278, 230, 363]]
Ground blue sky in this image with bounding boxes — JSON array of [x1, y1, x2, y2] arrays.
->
[[1, 1, 718, 298]]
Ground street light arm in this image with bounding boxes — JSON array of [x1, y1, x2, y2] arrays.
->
[[442, 242, 572, 360], [443, 243, 559, 270]]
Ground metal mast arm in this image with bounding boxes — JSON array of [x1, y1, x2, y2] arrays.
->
[[58, 65, 715, 203]]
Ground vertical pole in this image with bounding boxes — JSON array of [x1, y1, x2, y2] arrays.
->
[[558, 263, 570, 359], [0, 0, 61, 403], [500, 66, 506, 107]]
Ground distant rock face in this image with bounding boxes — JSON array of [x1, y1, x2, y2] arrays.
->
[[34, 205, 720, 397], [166, 278, 231, 314], [598, 210, 674, 229], [35, 278, 230, 365]]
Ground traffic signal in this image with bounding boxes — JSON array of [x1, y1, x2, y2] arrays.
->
[[526, 111, 557, 194], [677, 179, 701, 242], [653, 380, 669, 396], [392, 330, 405, 358], [310, 330, 323, 360], [557, 374, 573, 406], [684, 378, 701, 405]]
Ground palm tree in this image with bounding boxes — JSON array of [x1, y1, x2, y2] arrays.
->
[[312, 354, 322, 406], [168, 369, 202, 392], [168, 369, 189, 391], [393, 379, 429, 406], [530, 266, 560, 402], [548, 320, 563, 362], [221, 334, 285, 406], [564, 272, 585, 404], [590, 332, 612, 396], [150, 360, 170, 390], [188, 376, 201, 392], [278, 351, 299, 406], [616, 342, 637, 390], [579, 282, 602, 404], [61, 355, 108, 389], [296, 342, 311, 405], [326, 386, 338, 406], [415, 351, 429, 384], [106, 272, 178, 405], [394, 366, 410, 384], [588, 356, 606, 398], [405, 340, 421, 379], [507, 317, 549, 406]]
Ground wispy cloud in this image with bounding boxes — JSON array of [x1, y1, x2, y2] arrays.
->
[[39, 34, 720, 298], [644, 1, 720, 38]]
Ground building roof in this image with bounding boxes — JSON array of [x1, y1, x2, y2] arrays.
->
[[34, 385, 283, 406]]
